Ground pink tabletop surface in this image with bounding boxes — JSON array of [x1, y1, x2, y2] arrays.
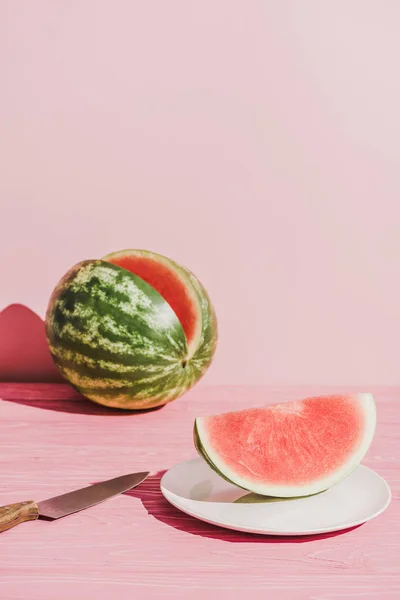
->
[[0, 384, 399, 599]]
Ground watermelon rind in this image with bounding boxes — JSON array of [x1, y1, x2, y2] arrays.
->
[[102, 248, 218, 365], [193, 420, 249, 490], [45, 255, 217, 410], [194, 394, 377, 497]]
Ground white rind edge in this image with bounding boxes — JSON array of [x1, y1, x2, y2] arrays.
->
[[195, 393, 377, 497]]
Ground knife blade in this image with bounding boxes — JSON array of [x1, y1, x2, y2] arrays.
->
[[0, 471, 149, 533]]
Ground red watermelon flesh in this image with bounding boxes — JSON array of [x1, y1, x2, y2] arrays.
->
[[194, 394, 376, 497], [104, 249, 201, 351]]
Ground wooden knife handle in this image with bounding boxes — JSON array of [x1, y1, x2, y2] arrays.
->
[[0, 501, 39, 533]]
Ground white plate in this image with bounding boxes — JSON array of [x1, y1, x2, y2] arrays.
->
[[160, 457, 391, 536]]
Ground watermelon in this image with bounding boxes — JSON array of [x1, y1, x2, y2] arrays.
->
[[45, 249, 217, 409], [194, 394, 376, 497]]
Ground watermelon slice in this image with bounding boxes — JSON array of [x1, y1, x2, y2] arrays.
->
[[194, 394, 376, 497]]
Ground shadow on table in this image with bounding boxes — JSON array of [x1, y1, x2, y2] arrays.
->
[[0, 303, 63, 382], [125, 471, 362, 544], [0, 303, 166, 416], [0, 385, 166, 416]]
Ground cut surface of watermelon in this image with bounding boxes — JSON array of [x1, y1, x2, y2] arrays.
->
[[194, 394, 376, 497], [103, 249, 204, 357]]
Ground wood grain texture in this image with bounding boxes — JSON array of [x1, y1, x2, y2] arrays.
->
[[0, 383, 399, 599], [0, 500, 39, 533]]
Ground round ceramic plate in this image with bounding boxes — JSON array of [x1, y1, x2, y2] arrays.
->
[[160, 457, 391, 536]]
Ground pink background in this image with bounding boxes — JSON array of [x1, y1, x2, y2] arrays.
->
[[1, 1, 399, 385]]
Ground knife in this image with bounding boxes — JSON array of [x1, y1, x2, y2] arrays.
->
[[0, 471, 149, 533]]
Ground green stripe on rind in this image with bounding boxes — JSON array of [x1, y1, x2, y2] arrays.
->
[[102, 249, 218, 398], [45, 259, 191, 409], [102, 249, 218, 365], [180, 264, 218, 377]]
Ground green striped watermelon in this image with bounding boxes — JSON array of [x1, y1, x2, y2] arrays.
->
[[45, 249, 218, 409]]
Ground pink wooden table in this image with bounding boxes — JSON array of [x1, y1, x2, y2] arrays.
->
[[0, 384, 399, 599]]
